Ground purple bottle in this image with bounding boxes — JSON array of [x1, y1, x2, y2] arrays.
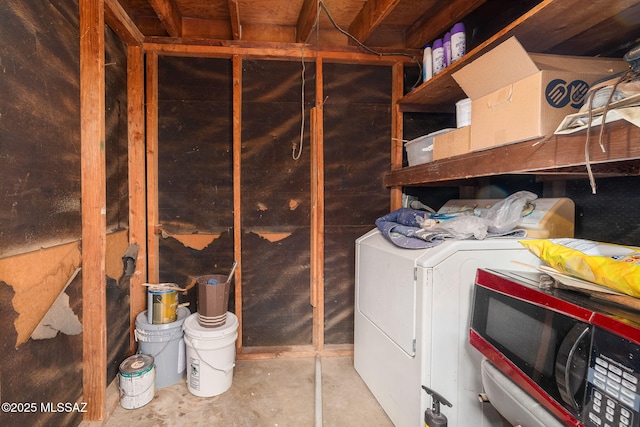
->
[[432, 38, 445, 75], [451, 23, 466, 63], [443, 32, 451, 67]]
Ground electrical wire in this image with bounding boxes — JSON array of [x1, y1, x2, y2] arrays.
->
[[294, 0, 423, 160], [294, 0, 322, 160], [584, 68, 638, 194], [318, 1, 422, 88]]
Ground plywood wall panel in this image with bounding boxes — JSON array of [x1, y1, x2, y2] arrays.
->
[[0, 274, 83, 427], [157, 57, 234, 233], [105, 26, 130, 232], [322, 63, 392, 344], [241, 229, 312, 347], [323, 225, 373, 344], [0, 0, 81, 257], [1, 3, 131, 422], [240, 60, 314, 347]]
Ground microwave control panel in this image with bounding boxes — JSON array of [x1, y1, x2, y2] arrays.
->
[[584, 327, 640, 427]]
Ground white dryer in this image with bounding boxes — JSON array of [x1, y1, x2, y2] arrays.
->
[[354, 198, 574, 427]]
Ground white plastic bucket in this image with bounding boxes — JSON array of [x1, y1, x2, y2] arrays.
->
[[135, 306, 189, 388], [118, 354, 155, 409], [183, 312, 238, 397]]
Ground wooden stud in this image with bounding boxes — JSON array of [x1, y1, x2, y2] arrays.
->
[[127, 45, 147, 352], [232, 55, 243, 354], [390, 61, 404, 210], [146, 52, 160, 283], [312, 56, 325, 352], [80, 0, 107, 420]]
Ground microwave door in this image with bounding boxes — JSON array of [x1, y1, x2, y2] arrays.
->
[[555, 323, 592, 414]]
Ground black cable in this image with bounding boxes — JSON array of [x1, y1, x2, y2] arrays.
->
[[318, 1, 422, 90]]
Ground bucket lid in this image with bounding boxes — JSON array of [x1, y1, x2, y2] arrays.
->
[[183, 312, 238, 338], [148, 288, 177, 295], [135, 306, 190, 331], [119, 354, 154, 376]]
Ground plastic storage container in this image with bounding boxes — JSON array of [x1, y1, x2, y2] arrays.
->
[[405, 129, 455, 166]]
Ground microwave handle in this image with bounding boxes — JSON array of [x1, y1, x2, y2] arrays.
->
[[555, 323, 591, 412]]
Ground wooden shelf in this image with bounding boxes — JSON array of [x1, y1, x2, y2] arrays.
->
[[398, 0, 640, 112], [385, 121, 640, 187]]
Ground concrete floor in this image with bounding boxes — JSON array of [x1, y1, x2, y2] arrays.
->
[[97, 356, 393, 427]]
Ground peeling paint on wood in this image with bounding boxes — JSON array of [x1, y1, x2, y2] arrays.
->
[[0, 241, 81, 347], [163, 232, 222, 250]]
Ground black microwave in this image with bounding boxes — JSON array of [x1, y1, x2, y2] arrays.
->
[[470, 268, 640, 427]]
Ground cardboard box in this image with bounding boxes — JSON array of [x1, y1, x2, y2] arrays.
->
[[452, 37, 627, 151], [433, 126, 470, 160]]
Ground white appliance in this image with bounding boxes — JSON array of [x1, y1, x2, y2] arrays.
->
[[354, 198, 574, 427]]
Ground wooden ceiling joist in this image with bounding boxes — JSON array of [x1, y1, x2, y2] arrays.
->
[[104, 0, 145, 45], [296, 0, 319, 43], [348, 0, 402, 45], [404, 0, 486, 48], [149, 0, 182, 37], [228, 0, 242, 39]]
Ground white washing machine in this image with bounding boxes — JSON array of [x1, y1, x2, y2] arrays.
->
[[354, 198, 574, 427]]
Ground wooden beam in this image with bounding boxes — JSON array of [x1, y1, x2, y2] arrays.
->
[[228, 0, 242, 40], [146, 52, 160, 283], [104, 0, 144, 46], [148, 0, 182, 37], [405, 0, 486, 48], [127, 45, 147, 352], [143, 37, 420, 64], [348, 0, 402, 45], [232, 55, 243, 354], [390, 61, 403, 211], [296, 0, 319, 43], [311, 56, 325, 352], [80, 0, 106, 420]]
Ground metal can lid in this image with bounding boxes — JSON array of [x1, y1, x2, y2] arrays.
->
[[119, 354, 154, 377]]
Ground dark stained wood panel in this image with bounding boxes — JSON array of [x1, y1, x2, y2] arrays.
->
[[241, 230, 312, 347], [105, 26, 130, 232], [157, 57, 234, 233], [324, 226, 372, 344], [104, 24, 132, 389], [240, 60, 314, 347], [0, 0, 81, 256], [322, 63, 392, 344], [566, 176, 640, 246]]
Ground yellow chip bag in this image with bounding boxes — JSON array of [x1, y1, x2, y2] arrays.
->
[[519, 238, 640, 298]]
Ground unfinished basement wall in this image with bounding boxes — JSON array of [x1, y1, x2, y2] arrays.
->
[[0, 2, 130, 426], [153, 56, 393, 349]]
